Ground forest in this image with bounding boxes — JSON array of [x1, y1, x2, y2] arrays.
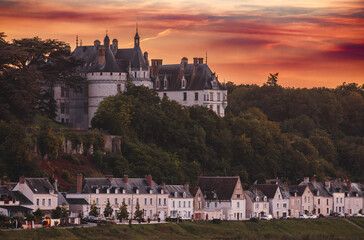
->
[[0, 33, 363, 187]]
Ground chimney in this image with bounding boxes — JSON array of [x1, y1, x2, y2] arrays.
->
[[106, 175, 113, 181], [144, 52, 149, 65], [312, 177, 317, 188], [303, 177, 310, 183], [184, 182, 190, 191], [19, 176, 25, 184], [98, 45, 106, 65], [124, 175, 128, 183], [54, 178, 58, 192], [145, 174, 152, 187], [163, 182, 166, 191], [151, 59, 162, 76], [76, 173, 83, 193], [181, 57, 188, 70], [347, 180, 351, 192], [94, 40, 100, 50], [112, 39, 118, 50]]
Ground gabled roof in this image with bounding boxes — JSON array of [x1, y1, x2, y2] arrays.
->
[[196, 176, 240, 201], [165, 185, 193, 198], [303, 182, 331, 197], [256, 184, 279, 199], [153, 63, 226, 91], [245, 189, 267, 202], [288, 185, 308, 197], [24, 178, 57, 194], [0, 186, 33, 205], [68, 177, 164, 195], [189, 187, 201, 197]]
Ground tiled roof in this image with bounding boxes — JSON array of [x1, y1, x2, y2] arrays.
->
[[153, 63, 226, 91], [68, 177, 164, 195], [165, 185, 193, 198], [25, 178, 57, 194], [256, 184, 279, 199], [196, 176, 239, 201]]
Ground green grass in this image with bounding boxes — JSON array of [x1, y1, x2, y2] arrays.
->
[[349, 218, 364, 229], [0, 219, 363, 240]]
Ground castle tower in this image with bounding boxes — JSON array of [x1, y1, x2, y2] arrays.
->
[[134, 24, 140, 48], [104, 32, 110, 49]]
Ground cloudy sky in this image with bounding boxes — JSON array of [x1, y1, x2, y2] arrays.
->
[[1, 0, 363, 87]]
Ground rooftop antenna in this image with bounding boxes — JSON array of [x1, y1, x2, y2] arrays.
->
[[76, 35, 78, 47], [205, 52, 208, 64]]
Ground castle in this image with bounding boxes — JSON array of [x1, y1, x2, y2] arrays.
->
[[53, 29, 227, 129]]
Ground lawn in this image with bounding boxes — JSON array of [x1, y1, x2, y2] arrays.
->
[[0, 219, 363, 240]]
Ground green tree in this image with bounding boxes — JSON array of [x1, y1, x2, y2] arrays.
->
[[134, 202, 144, 221], [33, 208, 44, 221], [89, 203, 99, 217], [51, 206, 69, 219], [117, 202, 129, 222], [104, 201, 113, 218]]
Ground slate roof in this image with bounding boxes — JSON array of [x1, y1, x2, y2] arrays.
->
[[304, 182, 332, 197], [165, 185, 193, 198], [153, 63, 226, 91], [0, 186, 33, 205], [256, 184, 279, 199], [245, 189, 267, 202], [196, 176, 239, 201], [66, 198, 89, 205], [288, 185, 307, 197], [58, 192, 68, 206], [189, 187, 200, 197], [25, 178, 57, 194], [0, 205, 33, 211], [68, 177, 164, 195], [116, 46, 148, 71]]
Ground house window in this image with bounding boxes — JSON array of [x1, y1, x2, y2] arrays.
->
[[318, 199, 321, 205], [150, 210, 152, 217], [318, 208, 321, 214], [188, 201, 191, 208], [183, 92, 187, 101], [36, 199, 39, 206], [277, 203, 279, 208], [158, 198, 161, 205], [42, 199, 45, 206], [48, 199, 51, 206], [128, 198, 131, 205], [340, 198, 342, 203], [61, 103, 65, 114], [207, 202, 210, 208], [145, 198, 147, 205], [255, 204, 259, 209], [264, 204, 267, 209], [182, 79, 186, 88], [164, 79, 168, 89], [115, 198, 118, 204], [173, 201, 175, 208], [209, 92, 213, 101], [305, 196, 307, 203], [96, 198, 99, 204], [134, 72, 137, 78], [283, 203, 287, 208], [144, 72, 145, 78], [327, 208, 329, 214], [327, 199, 329, 205], [217, 105, 220, 115], [100, 72, 103, 76], [179, 201, 181, 207], [123, 198, 125, 203], [150, 198, 153, 205], [164, 198, 166, 205], [198, 202, 201, 209], [195, 92, 198, 101], [237, 202, 240, 208], [237, 194, 240, 199]]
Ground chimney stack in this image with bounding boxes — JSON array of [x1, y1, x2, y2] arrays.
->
[[19, 176, 25, 184], [94, 40, 100, 50], [184, 182, 190, 191], [76, 173, 83, 193], [303, 177, 310, 183], [163, 182, 166, 191], [144, 52, 149, 65], [145, 174, 153, 187], [106, 175, 113, 181], [151, 59, 162, 76], [124, 175, 128, 183], [98, 45, 106, 65], [347, 180, 351, 192], [181, 57, 188, 70]]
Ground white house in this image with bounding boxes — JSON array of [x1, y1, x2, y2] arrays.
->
[[165, 184, 193, 219], [196, 176, 246, 220], [245, 189, 270, 218], [256, 184, 289, 219]]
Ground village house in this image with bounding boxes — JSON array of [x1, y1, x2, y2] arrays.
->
[[196, 176, 246, 220], [256, 184, 289, 219], [245, 189, 270, 218], [300, 178, 332, 216], [344, 181, 363, 215], [326, 180, 346, 214], [66, 174, 169, 220], [287, 185, 314, 218], [12, 177, 59, 215], [165, 184, 193, 219], [189, 186, 206, 220], [0, 185, 33, 217]]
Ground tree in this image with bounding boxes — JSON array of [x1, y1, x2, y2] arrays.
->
[[51, 206, 69, 219], [265, 73, 279, 86], [89, 203, 99, 217], [134, 202, 144, 221], [117, 202, 129, 222], [33, 208, 44, 221], [103, 201, 113, 218]]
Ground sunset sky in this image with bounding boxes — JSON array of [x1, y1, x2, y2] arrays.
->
[[0, 0, 363, 87]]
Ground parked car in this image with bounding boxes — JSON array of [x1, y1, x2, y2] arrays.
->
[[353, 213, 363, 218], [308, 215, 317, 219], [261, 214, 273, 220], [299, 214, 309, 219]]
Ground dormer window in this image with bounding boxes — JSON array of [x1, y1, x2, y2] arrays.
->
[[136, 189, 139, 194], [161, 189, 164, 194], [49, 189, 54, 194], [156, 79, 160, 89], [115, 188, 119, 194], [183, 192, 186, 198], [149, 189, 153, 194], [256, 197, 259, 202], [213, 81, 217, 88], [107, 188, 110, 194], [181, 77, 186, 89], [96, 188, 99, 194], [213, 192, 217, 199], [164, 75, 168, 89], [264, 196, 267, 202], [174, 192, 177, 198], [122, 189, 126, 194]]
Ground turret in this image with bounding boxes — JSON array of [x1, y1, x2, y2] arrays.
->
[[104, 33, 110, 49], [134, 23, 140, 48]]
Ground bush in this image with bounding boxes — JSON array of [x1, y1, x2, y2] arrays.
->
[[250, 218, 259, 223], [61, 170, 70, 182], [212, 218, 222, 224]]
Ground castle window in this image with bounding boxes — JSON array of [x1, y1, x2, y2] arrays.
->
[[110, 72, 113, 75], [61, 103, 65, 114], [183, 92, 187, 101], [209, 92, 213, 101], [195, 92, 198, 101], [135, 72, 137, 78]]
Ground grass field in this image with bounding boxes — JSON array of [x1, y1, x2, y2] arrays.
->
[[1, 219, 363, 240]]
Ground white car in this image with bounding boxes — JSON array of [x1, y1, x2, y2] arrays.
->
[[261, 214, 273, 220], [353, 213, 363, 218], [308, 215, 317, 219], [299, 214, 309, 219]]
